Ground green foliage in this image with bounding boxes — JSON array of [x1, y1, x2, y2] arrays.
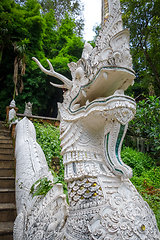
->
[[0, 0, 84, 120], [128, 96, 160, 162], [121, 146, 155, 176], [6, 116, 21, 127], [38, 0, 84, 36], [31, 122, 68, 199], [120, 0, 160, 97], [122, 147, 160, 229], [50, 169, 68, 201], [33, 121, 62, 166], [42, 9, 57, 57], [131, 168, 160, 230], [30, 177, 53, 197], [30, 171, 68, 198], [33, 121, 64, 172], [0, 0, 46, 119], [30, 171, 68, 201]]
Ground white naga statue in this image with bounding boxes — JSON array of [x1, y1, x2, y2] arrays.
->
[[14, 0, 160, 239]]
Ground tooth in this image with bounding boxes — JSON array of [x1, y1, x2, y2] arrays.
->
[[82, 90, 86, 98], [73, 104, 80, 110], [86, 100, 90, 106]]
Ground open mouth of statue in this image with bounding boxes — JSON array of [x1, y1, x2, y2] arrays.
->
[[69, 67, 135, 113]]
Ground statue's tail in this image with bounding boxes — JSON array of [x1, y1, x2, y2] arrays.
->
[[13, 117, 68, 240]]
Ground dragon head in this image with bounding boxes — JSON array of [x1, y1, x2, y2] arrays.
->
[[33, 0, 136, 180], [33, 0, 135, 114]]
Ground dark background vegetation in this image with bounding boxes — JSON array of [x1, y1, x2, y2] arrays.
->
[[0, 0, 84, 119]]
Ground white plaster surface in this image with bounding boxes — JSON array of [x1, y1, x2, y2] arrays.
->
[[13, 117, 68, 239], [8, 108, 16, 122]]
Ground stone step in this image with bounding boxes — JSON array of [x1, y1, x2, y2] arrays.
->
[[0, 128, 10, 133], [0, 234, 13, 240], [0, 135, 11, 140], [0, 204, 16, 222], [0, 125, 5, 129], [0, 127, 11, 137], [0, 189, 15, 203], [0, 139, 12, 144], [0, 132, 10, 138], [0, 149, 14, 155], [0, 168, 14, 177], [0, 222, 13, 239], [0, 144, 13, 149], [0, 155, 14, 161], [0, 177, 15, 189], [0, 160, 14, 169], [0, 122, 6, 128]]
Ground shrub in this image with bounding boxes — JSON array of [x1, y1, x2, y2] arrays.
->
[[33, 121, 62, 166], [127, 96, 160, 163], [121, 146, 155, 176], [122, 147, 160, 229], [130, 168, 160, 230], [32, 121, 67, 198]]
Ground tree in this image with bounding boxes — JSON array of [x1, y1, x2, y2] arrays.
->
[[0, 0, 46, 118], [36, 13, 84, 117], [38, 0, 84, 36], [121, 0, 160, 97], [87, 23, 101, 47], [42, 9, 57, 57], [0, 0, 84, 120]]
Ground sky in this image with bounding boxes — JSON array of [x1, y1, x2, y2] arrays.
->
[[82, 0, 101, 42]]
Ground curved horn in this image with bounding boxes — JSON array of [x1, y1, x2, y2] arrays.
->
[[50, 82, 67, 89], [32, 57, 72, 89]]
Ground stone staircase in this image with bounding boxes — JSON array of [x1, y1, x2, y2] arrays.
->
[[0, 122, 16, 240]]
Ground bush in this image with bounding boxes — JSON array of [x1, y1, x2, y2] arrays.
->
[[32, 121, 67, 198], [127, 96, 160, 163], [130, 168, 160, 230], [122, 147, 160, 229], [121, 146, 155, 176], [33, 121, 62, 166]]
